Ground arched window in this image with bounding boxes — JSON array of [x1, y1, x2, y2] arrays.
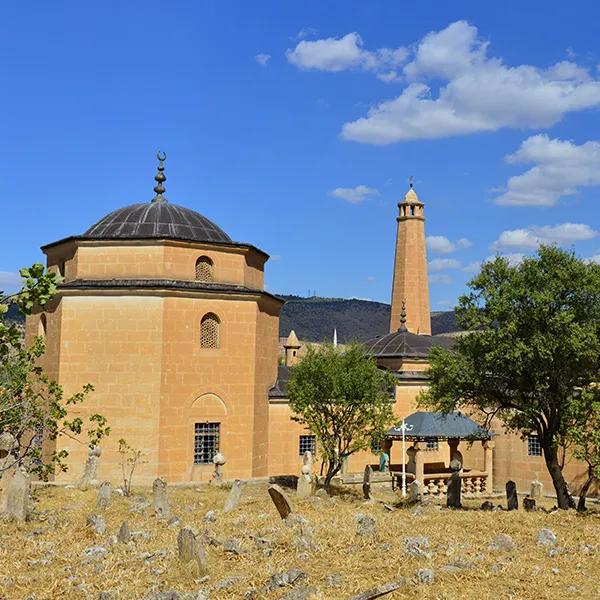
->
[[38, 314, 47, 339], [200, 313, 220, 348], [195, 256, 214, 282]]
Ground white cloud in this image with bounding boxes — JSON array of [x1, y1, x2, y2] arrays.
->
[[270, 254, 281, 261], [437, 299, 454, 308], [586, 255, 600, 264], [428, 258, 462, 272], [255, 53, 271, 66], [495, 135, 600, 206], [427, 235, 472, 254], [430, 274, 452, 284], [462, 261, 482, 273], [491, 223, 598, 251], [426, 235, 455, 254], [295, 27, 318, 40], [0, 271, 21, 294], [340, 21, 600, 144], [329, 185, 379, 204], [485, 253, 526, 267], [286, 32, 407, 80]]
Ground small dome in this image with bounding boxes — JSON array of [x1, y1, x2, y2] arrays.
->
[[83, 202, 231, 244]]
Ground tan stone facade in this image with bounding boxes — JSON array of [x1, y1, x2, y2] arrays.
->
[[28, 234, 282, 485]]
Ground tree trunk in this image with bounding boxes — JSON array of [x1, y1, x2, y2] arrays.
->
[[323, 460, 342, 491], [543, 444, 575, 509], [577, 464, 594, 512]]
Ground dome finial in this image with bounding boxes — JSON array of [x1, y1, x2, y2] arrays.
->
[[404, 176, 419, 202], [152, 151, 167, 203], [409, 175, 414, 189], [398, 299, 408, 332]]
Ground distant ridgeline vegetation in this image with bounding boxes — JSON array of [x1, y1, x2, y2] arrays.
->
[[5, 294, 459, 343], [278, 295, 459, 343]]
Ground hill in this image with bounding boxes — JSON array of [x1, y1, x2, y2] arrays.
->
[[278, 295, 458, 342]]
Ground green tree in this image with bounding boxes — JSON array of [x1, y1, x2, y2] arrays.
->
[[419, 246, 600, 509], [567, 390, 600, 511], [287, 343, 396, 490], [0, 264, 110, 478]]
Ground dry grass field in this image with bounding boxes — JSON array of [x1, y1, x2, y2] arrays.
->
[[1, 482, 599, 600]]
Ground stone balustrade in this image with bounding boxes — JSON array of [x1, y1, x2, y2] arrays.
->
[[421, 470, 488, 498]]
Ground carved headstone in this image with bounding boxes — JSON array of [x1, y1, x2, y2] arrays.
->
[[5, 466, 30, 521], [446, 472, 462, 509], [506, 480, 518, 511], [530, 479, 543, 500], [210, 452, 226, 486], [96, 481, 112, 511], [523, 497, 536, 512], [408, 480, 422, 503], [268, 484, 292, 519], [362, 465, 373, 500], [152, 477, 171, 520], [297, 453, 314, 499], [223, 479, 245, 513], [78, 446, 101, 491], [177, 527, 207, 574]]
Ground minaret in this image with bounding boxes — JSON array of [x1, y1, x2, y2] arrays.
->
[[389, 179, 431, 335], [284, 330, 302, 366]]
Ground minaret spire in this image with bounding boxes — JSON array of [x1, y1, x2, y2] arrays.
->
[[152, 151, 167, 203], [389, 179, 431, 335]]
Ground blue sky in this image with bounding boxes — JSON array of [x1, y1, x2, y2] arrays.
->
[[2, 1, 600, 309]]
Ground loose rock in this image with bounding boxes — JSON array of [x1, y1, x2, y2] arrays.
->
[[355, 513, 377, 538], [489, 534, 515, 552], [416, 568, 435, 585], [86, 514, 106, 535], [537, 528, 557, 547]]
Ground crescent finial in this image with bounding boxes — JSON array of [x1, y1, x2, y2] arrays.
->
[[157, 151, 167, 162]]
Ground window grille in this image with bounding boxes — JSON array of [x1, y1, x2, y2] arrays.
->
[[194, 422, 220, 464], [527, 435, 542, 456], [299, 435, 316, 456], [200, 313, 220, 348], [425, 439, 439, 451], [371, 438, 381, 453], [195, 256, 214, 282]]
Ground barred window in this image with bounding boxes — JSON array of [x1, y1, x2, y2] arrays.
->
[[527, 435, 542, 456], [195, 256, 214, 282], [299, 435, 316, 456], [200, 313, 220, 348], [371, 438, 381, 453], [194, 422, 220, 464], [426, 439, 439, 451]]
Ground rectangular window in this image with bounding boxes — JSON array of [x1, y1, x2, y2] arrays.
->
[[299, 434, 316, 457], [194, 422, 220, 464], [527, 435, 542, 457], [426, 439, 439, 451]]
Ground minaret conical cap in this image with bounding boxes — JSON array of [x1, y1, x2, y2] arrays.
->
[[285, 330, 301, 348]]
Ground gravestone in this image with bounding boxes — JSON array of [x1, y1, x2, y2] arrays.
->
[[362, 465, 373, 500], [530, 479, 543, 500], [78, 446, 101, 491], [408, 480, 422, 503], [117, 521, 131, 543], [506, 480, 518, 511], [96, 481, 112, 511], [223, 479, 245, 513], [210, 453, 226, 486], [268, 484, 292, 519], [523, 497, 536, 512], [297, 451, 314, 499], [446, 472, 462, 509], [5, 466, 30, 521], [152, 477, 171, 520], [0, 433, 17, 515], [177, 527, 207, 574]]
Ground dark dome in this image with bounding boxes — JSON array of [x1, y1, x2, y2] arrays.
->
[[364, 329, 455, 359], [83, 201, 231, 244]]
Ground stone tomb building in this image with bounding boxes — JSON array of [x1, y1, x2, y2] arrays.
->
[[27, 157, 595, 494]]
